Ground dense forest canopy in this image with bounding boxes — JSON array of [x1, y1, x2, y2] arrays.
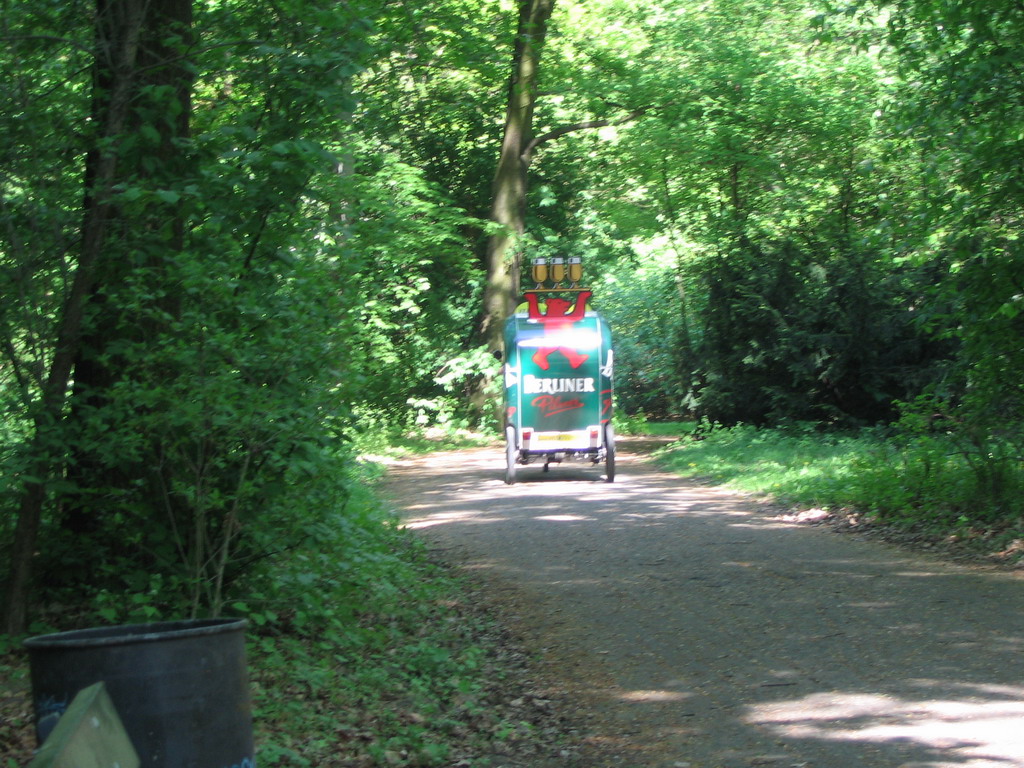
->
[[1, 0, 1022, 631]]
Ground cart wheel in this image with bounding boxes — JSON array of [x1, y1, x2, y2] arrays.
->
[[504, 425, 517, 485], [603, 423, 616, 482]]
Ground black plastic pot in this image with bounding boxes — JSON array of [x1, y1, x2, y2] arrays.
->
[[24, 617, 255, 768]]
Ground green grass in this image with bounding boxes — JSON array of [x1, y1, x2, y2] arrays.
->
[[644, 421, 698, 437], [653, 422, 1024, 546], [656, 423, 863, 504], [614, 412, 696, 437]]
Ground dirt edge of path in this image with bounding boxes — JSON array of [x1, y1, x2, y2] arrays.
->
[[426, 547, 657, 768]]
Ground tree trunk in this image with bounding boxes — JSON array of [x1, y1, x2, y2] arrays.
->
[[64, 0, 194, 537], [1, 0, 193, 634], [478, 0, 555, 354], [656, 160, 698, 412]]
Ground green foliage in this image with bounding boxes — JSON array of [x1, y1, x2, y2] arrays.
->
[[613, 411, 651, 436], [355, 0, 510, 221], [0, 0, 92, 496], [1, 0, 1023, 711], [0, 0, 497, 625], [341, 152, 490, 419], [527, 0, 957, 426], [597, 256, 693, 419], [226, 468, 529, 767], [658, 420, 1024, 542], [49, 268, 358, 613], [694, 239, 950, 426], [817, 0, 1024, 451]]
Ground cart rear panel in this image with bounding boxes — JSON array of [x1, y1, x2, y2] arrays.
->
[[503, 301, 613, 452]]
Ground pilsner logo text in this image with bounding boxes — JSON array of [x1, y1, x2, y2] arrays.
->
[[523, 374, 596, 395], [531, 395, 584, 417]]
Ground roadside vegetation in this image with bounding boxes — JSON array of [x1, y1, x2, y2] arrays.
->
[[647, 415, 1024, 560], [0, 428, 573, 767], [3, 0, 1023, 764]]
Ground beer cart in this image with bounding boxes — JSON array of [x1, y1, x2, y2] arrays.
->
[[502, 288, 614, 484]]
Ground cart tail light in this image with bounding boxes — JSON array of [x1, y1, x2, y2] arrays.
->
[[522, 429, 532, 448], [589, 427, 599, 448]]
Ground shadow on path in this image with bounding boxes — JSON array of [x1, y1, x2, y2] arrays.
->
[[385, 443, 1024, 768]]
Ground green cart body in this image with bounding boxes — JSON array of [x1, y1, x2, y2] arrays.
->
[[502, 292, 615, 483]]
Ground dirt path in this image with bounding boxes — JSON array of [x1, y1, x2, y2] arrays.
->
[[383, 440, 1024, 768]]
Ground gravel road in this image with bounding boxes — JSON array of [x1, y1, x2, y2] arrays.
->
[[384, 439, 1024, 768]]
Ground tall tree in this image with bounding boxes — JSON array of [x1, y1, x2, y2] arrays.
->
[[2, 0, 194, 634], [477, 0, 654, 356], [4, 0, 366, 623], [479, 0, 555, 354], [883, 0, 1024, 424]]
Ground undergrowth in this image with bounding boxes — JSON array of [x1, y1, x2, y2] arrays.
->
[[0, 430, 546, 767], [241, 475, 482, 766], [656, 420, 1024, 550], [245, 514, 512, 767]]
